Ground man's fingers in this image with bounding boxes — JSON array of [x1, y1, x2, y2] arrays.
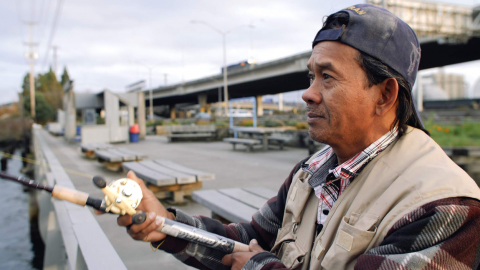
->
[[249, 239, 264, 252], [127, 212, 156, 234], [137, 216, 164, 241], [222, 254, 233, 266], [117, 214, 133, 227]]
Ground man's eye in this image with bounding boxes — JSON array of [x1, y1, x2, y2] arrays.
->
[[323, 73, 332, 80], [307, 73, 314, 84]]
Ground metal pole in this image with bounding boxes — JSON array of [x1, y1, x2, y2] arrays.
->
[[28, 23, 35, 119], [222, 34, 229, 116], [52, 46, 58, 75], [149, 68, 153, 121]]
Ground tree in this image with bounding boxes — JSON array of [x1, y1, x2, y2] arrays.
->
[[23, 92, 55, 124], [60, 67, 70, 87], [35, 67, 63, 111]]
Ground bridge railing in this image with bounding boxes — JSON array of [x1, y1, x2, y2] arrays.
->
[[33, 125, 127, 270]]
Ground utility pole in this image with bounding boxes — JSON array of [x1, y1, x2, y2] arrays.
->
[[52, 46, 58, 75], [24, 21, 38, 119]]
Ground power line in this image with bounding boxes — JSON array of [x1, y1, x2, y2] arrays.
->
[[41, 0, 64, 71]]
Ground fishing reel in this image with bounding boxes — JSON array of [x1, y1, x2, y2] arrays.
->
[[92, 176, 146, 223]]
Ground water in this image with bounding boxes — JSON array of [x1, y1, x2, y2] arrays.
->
[[0, 151, 42, 270]]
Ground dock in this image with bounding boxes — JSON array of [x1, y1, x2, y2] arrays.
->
[[35, 127, 307, 269]]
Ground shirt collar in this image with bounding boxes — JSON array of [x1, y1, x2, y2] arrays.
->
[[303, 127, 399, 188]]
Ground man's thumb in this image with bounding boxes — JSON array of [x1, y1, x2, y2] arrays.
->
[[249, 239, 263, 252]]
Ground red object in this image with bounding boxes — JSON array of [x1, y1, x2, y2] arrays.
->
[[129, 124, 139, 133]]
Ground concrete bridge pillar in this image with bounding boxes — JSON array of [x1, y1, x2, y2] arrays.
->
[[256, 95, 264, 116], [137, 91, 146, 139], [198, 94, 208, 112], [170, 107, 176, 120]]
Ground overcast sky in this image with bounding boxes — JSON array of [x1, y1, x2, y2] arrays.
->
[[1, 0, 480, 105]]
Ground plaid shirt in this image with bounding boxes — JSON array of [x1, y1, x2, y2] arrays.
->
[[303, 128, 398, 225], [156, 130, 480, 270]]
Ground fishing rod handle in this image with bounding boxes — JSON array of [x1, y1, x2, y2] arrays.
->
[[131, 212, 249, 253], [52, 186, 90, 207]]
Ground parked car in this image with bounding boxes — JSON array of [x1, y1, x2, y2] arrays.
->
[[228, 109, 253, 117]]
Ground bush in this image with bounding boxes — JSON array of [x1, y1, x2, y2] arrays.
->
[[285, 119, 299, 127], [295, 122, 309, 130], [264, 119, 285, 127], [196, 120, 211, 126], [238, 119, 254, 127], [214, 120, 229, 128], [424, 118, 480, 147]]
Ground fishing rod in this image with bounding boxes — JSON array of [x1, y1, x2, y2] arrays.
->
[[0, 171, 249, 254]]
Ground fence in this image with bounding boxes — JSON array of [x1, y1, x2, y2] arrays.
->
[[33, 125, 127, 270]]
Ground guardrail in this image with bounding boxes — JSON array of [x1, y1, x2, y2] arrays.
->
[[32, 125, 127, 270]]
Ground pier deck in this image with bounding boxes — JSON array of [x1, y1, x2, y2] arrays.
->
[[40, 130, 307, 269]]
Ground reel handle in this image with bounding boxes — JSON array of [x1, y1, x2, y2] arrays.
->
[[132, 212, 147, 224]]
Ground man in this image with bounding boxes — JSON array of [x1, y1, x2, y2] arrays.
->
[[118, 4, 480, 269]]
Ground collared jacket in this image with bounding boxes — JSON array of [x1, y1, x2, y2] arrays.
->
[[157, 127, 480, 270]]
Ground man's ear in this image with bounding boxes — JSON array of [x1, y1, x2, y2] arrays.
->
[[375, 78, 398, 116]]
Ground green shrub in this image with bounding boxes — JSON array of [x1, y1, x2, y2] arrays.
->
[[285, 119, 299, 127], [424, 118, 480, 147], [264, 119, 284, 127], [295, 122, 309, 130], [214, 120, 229, 128], [238, 119, 254, 127]]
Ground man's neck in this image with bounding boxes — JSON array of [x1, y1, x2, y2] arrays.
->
[[332, 130, 390, 165]]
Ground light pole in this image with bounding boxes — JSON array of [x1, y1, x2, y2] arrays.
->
[[191, 20, 253, 116], [137, 62, 159, 121]]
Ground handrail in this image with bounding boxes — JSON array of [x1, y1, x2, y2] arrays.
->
[[33, 125, 127, 270]]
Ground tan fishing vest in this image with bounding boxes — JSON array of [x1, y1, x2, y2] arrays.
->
[[271, 127, 480, 270]]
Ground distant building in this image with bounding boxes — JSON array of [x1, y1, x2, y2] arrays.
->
[[420, 70, 466, 100]]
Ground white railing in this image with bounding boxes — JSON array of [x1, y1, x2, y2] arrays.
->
[[33, 125, 127, 270]]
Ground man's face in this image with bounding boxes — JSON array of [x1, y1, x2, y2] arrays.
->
[[302, 41, 379, 147]]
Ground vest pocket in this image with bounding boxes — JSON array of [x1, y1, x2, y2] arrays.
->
[[276, 239, 307, 269], [321, 216, 377, 269]]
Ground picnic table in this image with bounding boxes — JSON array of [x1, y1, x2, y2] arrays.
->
[[80, 143, 114, 159], [229, 127, 288, 151], [123, 159, 215, 204], [95, 147, 147, 171], [192, 187, 276, 223]]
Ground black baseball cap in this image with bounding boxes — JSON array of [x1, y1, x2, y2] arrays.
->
[[312, 4, 425, 131]]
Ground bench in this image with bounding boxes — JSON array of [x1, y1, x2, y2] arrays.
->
[[192, 187, 276, 223], [80, 143, 114, 159], [223, 138, 262, 152], [165, 125, 216, 142], [122, 159, 215, 204], [95, 147, 147, 171], [267, 136, 289, 150]]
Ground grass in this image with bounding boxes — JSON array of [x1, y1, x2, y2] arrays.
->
[[424, 118, 480, 147]]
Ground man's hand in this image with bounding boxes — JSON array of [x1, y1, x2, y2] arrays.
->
[[222, 239, 265, 270], [116, 171, 174, 242]]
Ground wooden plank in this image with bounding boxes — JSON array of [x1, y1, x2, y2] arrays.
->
[[242, 187, 277, 200], [218, 188, 268, 209], [153, 160, 215, 181], [167, 133, 213, 138], [192, 190, 257, 223], [95, 150, 123, 162], [223, 138, 261, 144], [123, 162, 177, 186], [140, 160, 196, 184], [106, 148, 136, 161], [116, 147, 147, 159]]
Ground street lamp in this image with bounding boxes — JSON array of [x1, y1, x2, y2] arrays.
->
[[191, 20, 253, 116], [137, 61, 160, 121]]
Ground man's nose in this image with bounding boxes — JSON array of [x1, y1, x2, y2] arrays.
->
[[302, 85, 322, 104]]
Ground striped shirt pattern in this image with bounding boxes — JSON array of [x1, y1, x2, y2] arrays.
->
[[303, 128, 398, 225]]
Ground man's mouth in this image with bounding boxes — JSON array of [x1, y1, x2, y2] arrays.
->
[[307, 112, 326, 121]]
